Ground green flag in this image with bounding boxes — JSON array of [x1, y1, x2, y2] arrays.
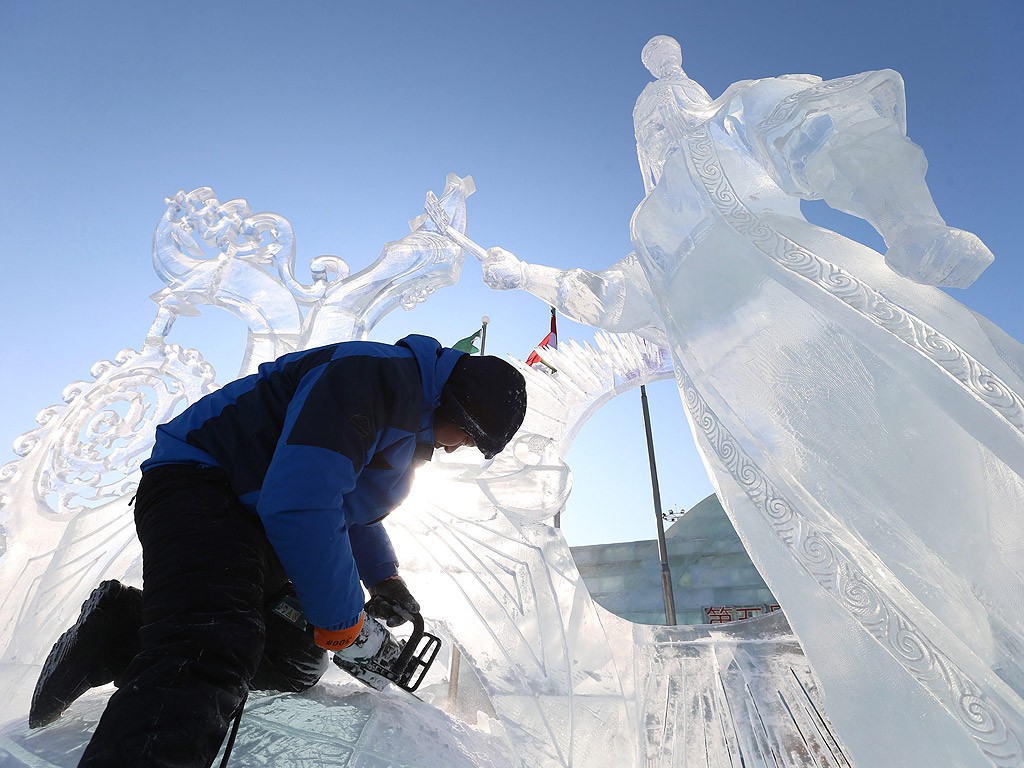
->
[[452, 328, 481, 354]]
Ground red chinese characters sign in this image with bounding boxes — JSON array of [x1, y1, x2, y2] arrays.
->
[[703, 604, 781, 624]]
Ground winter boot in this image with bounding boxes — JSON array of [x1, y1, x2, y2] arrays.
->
[[29, 579, 142, 727]]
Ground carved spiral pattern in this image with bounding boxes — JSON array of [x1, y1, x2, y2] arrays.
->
[[796, 529, 834, 569], [763, 493, 793, 526], [962, 693, 1002, 734], [918, 327, 963, 362], [821, 264, 857, 293], [868, 294, 909, 326], [776, 245, 814, 274], [13, 345, 217, 519], [890, 618, 931, 667], [836, 569, 877, 617]]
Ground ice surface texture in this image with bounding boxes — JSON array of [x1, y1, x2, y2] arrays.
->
[[4, 34, 1023, 767], [461, 34, 1024, 768], [0, 176, 843, 767]]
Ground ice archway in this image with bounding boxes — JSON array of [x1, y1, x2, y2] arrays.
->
[[0, 185, 845, 767]]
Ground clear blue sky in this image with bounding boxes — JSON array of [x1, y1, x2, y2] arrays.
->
[[1, 1, 1021, 546]]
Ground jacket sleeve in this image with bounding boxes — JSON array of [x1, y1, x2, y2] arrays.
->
[[349, 522, 399, 587], [256, 356, 398, 630]]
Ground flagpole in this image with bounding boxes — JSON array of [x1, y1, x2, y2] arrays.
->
[[548, 305, 565, 528], [641, 383, 676, 625], [451, 316, 487, 709]]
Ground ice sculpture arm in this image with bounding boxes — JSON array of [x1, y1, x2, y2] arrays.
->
[[479, 246, 638, 325], [482, 247, 666, 342], [423, 192, 664, 342]]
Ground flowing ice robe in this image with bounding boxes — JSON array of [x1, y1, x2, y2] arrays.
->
[[628, 59, 1024, 766]]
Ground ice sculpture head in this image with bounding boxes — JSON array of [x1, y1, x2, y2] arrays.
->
[[641, 35, 683, 78], [437, 355, 527, 459], [634, 35, 712, 192]]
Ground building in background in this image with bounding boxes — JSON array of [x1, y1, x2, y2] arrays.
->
[[571, 494, 778, 625]]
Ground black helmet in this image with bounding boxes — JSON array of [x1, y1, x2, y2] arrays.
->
[[437, 355, 527, 459]]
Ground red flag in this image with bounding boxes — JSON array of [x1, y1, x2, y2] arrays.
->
[[526, 308, 558, 368]]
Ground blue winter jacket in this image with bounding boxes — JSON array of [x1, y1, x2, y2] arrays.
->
[[141, 334, 465, 630]]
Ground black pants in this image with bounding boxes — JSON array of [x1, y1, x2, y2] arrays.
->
[[79, 465, 328, 767]]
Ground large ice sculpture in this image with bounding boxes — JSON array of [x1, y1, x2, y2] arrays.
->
[[0, 181, 848, 766], [6, 33, 1020, 763], [450, 35, 1024, 768]]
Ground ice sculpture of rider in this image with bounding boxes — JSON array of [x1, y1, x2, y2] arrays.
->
[[481, 34, 994, 301], [29, 334, 527, 768]]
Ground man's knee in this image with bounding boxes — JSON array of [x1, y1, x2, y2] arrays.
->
[[251, 611, 328, 692], [254, 649, 329, 692]]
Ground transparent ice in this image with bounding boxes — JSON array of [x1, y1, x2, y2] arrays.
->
[[462, 35, 1024, 767], [1, 34, 1021, 768]]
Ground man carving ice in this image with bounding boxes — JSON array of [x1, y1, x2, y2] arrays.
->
[[28, 333, 527, 767]]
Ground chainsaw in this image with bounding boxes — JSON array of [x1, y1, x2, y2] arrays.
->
[[272, 595, 442, 694]]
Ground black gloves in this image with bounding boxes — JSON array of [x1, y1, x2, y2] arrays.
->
[[365, 575, 420, 627]]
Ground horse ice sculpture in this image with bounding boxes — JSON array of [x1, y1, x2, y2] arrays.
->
[[448, 34, 1024, 768], [0, 180, 846, 766]]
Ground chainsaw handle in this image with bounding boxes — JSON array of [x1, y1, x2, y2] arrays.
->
[[392, 612, 425, 677], [395, 613, 441, 693]]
